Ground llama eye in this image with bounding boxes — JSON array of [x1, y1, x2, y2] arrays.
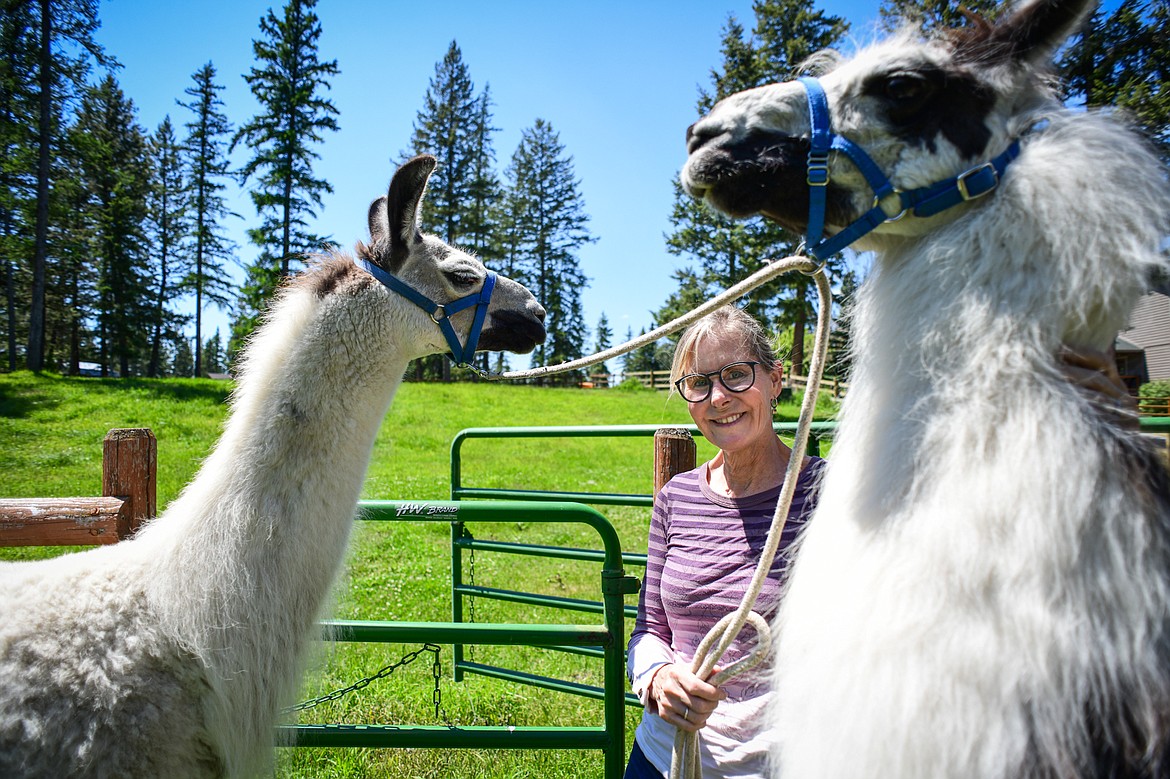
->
[[884, 75, 928, 103], [445, 270, 480, 288]]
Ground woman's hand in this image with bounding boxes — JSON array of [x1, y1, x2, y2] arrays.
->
[[648, 662, 727, 733], [1059, 345, 1139, 430]]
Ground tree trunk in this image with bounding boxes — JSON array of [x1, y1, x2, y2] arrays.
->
[[27, 0, 51, 371], [791, 277, 807, 379], [4, 256, 15, 372], [68, 267, 79, 375], [281, 180, 292, 277], [194, 190, 204, 378], [148, 212, 169, 377], [0, 65, 19, 373], [99, 318, 108, 377]]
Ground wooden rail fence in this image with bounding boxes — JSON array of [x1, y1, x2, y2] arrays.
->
[[0, 428, 156, 546], [0, 426, 696, 550]]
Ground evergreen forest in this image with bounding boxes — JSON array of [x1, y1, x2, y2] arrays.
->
[[1, 0, 1166, 382]]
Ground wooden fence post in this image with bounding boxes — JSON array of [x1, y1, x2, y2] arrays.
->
[[103, 428, 157, 540], [654, 427, 696, 495]]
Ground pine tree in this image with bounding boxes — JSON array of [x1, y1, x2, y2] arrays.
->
[[503, 119, 594, 382], [27, 0, 113, 371], [72, 75, 152, 377], [170, 332, 193, 377], [179, 62, 235, 378], [878, 0, 1003, 31], [47, 119, 95, 373], [1060, 0, 1170, 163], [145, 116, 191, 377], [653, 267, 711, 343], [406, 40, 475, 381], [464, 86, 504, 262], [622, 327, 672, 386], [619, 325, 637, 378], [405, 42, 502, 380], [642, 267, 710, 380], [408, 40, 477, 247], [593, 311, 613, 380], [201, 327, 225, 375], [460, 86, 507, 377], [232, 0, 339, 348], [665, 1, 848, 376]]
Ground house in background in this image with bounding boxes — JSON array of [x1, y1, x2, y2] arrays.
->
[[1117, 288, 1170, 392]]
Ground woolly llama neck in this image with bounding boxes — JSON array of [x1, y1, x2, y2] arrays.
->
[[138, 271, 410, 774]]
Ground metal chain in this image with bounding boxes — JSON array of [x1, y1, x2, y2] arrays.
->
[[467, 538, 476, 662], [431, 643, 444, 720], [282, 643, 443, 715]]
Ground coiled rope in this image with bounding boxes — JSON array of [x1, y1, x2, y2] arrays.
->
[[471, 254, 834, 779]]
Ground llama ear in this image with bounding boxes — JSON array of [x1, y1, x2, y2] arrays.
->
[[383, 154, 437, 272], [367, 196, 389, 245], [976, 0, 1095, 66]]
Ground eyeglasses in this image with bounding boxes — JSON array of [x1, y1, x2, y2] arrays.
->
[[674, 361, 760, 403]]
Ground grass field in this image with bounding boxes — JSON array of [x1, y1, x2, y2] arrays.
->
[[0, 371, 835, 778]]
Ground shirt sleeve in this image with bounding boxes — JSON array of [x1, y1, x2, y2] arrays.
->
[[627, 482, 677, 707]]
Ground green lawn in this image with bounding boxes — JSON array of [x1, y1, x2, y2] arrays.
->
[[0, 371, 834, 778]]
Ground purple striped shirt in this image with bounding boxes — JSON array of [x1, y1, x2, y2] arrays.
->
[[627, 457, 825, 777]]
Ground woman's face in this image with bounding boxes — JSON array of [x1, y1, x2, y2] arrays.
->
[[681, 334, 782, 457]]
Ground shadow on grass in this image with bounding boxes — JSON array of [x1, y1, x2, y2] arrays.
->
[[0, 374, 233, 420], [119, 378, 234, 405], [0, 372, 59, 419]]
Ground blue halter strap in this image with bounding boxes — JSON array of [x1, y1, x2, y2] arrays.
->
[[798, 76, 1021, 261], [354, 257, 497, 366]]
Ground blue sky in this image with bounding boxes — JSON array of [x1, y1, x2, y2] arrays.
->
[[94, 0, 887, 357]]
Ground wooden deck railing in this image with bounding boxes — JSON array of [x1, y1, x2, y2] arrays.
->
[[1139, 397, 1170, 417]]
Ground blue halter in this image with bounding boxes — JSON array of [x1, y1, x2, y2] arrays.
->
[[798, 76, 1021, 261], [354, 257, 497, 366]]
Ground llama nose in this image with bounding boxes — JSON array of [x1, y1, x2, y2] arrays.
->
[[686, 121, 716, 155], [532, 301, 546, 322]]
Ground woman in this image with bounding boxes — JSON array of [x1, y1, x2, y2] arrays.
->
[[623, 306, 1138, 779], [625, 305, 819, 779]]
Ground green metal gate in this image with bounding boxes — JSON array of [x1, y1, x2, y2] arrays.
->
[[445, 423, 835, 703], [280, 499, 639, 778]]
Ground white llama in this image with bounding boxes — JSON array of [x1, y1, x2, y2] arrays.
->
[[681, 0, 1170, 776], [0, 155, 546, 778]]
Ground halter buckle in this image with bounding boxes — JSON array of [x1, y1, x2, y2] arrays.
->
[[806, 153, 830, 187], [955, 162, 997, 201], [429, 305, 448, 324]]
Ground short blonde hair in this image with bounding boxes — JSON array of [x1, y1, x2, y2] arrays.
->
[[669, 305, 780, 385]]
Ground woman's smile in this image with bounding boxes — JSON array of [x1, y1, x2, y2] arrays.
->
[[710, 411, 745, 426]]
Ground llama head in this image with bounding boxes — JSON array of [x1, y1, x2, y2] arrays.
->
[[359, 155, 546, 360], [680, 0, 1095, 244]]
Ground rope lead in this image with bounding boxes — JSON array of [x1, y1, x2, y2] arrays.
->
[[464, 254, 825, 382]]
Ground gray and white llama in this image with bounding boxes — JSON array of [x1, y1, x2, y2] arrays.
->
[[0, 155, 546, 778], [681, 0, 1170, 776]]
